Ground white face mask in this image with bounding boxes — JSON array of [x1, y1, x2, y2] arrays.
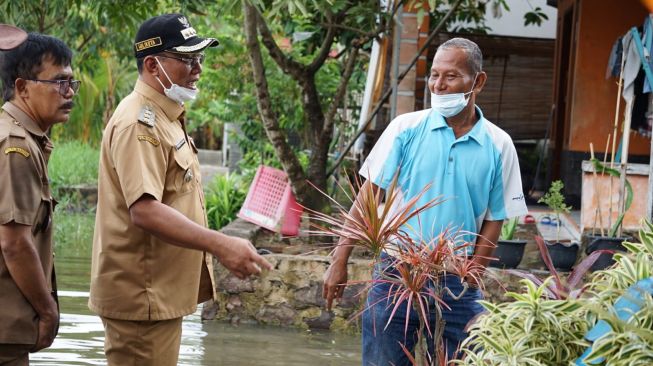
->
[[155, 57, 199, 104], [431, 74, 478, 118]]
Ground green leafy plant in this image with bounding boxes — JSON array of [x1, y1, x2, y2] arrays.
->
[[499, 217, 519, 241], [455, 278, 590, 366], [578, 219, 653, 365], [205, 173, 247, 230], [538, 180, 572, 242]]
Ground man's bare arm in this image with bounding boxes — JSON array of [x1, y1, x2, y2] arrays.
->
[[129, 195, 272, 279], [323, 180, 384, 310]]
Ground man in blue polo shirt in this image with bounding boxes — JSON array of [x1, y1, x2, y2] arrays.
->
[[323, 37, 528, 364]]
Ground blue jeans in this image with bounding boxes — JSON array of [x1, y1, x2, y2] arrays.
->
[[362, 254, 484, 365]]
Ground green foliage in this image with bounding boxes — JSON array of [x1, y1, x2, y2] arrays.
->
[[539, 180, 571, 216], [578, 219, 653, 365], [205, 173, 247, 230], [460, 220, 653, 365], [500, 217, 518, 241], [48, 140, 100, 189], [51, 55, 135, 145], [0, 0, 211, 71], [539, 180, 571, 242], [54, 212, 95, 254], [524, 7, 549, 27], [456, 279, 590, 365], [584, 294, 653, 365], [1, 0, 211, 144]]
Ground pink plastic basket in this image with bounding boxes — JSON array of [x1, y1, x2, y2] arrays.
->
[[238, 165, 303, 236]]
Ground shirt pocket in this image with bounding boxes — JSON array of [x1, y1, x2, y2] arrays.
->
[[172, 149, 195, 195], [32, 184, 53, 235]]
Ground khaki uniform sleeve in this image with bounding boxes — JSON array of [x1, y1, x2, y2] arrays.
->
[[111, 123, 168, 208], [0, 136, 41, 225]]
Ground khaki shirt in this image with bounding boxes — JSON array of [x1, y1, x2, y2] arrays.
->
[[0, 102, 56, 344], [89, 80, 215, 321]]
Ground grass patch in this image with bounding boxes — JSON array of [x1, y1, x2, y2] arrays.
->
[[54, 212, 95, 255], [48, 140, 100, 188]]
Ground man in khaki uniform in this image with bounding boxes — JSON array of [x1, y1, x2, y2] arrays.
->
[[89, 14, 272, 365], [0, 31, 78, 365]]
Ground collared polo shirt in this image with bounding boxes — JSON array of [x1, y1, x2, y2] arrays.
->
[[89, 79, 215, 321], [0, 102, 56, 344], [360, 106, 528, 255]]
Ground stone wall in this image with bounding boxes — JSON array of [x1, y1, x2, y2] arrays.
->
[[205, 219, 578, 332], [202, 254, 373, 332]]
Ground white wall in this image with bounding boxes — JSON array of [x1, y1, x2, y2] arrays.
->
[[484, 0, 557, 39]]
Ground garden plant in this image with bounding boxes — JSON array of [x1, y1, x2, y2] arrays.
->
[[306, 172, 493, 365], [455, 220, 653, 365]]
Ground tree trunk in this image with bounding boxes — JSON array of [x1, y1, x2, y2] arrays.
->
[[242, 2, 313, 207]]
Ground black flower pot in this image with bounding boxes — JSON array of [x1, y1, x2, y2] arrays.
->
[[586, 236, 630, 271], [490, 239, 527, 268], [546, 242, 579, 271]]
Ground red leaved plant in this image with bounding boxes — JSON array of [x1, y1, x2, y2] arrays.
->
[[305, 171, 491, 365], [304, 170, 445, 257], [508, 235, 607, 299]]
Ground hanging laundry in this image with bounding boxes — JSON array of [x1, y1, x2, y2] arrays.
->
[[614, 21, 653, 137], [606, 37, 623, 79]]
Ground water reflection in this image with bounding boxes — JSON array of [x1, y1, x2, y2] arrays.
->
[[33, 223, 361, 365]]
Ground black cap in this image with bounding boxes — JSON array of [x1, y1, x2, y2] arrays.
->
[[134, 13, 218, 58], [0, 24, 27, 51]]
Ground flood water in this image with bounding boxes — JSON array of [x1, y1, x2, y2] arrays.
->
[[31, 213, 361, 365]]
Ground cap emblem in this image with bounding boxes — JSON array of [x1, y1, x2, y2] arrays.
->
[[178, 16, 190, 28]]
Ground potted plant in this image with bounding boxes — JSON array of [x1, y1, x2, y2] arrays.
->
[[489, 217, 527, 269], [538, 180, 578, 271], [584, 158, 633, 271]]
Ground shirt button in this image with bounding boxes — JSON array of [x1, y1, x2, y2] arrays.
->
[[449, 157, 453, 162]]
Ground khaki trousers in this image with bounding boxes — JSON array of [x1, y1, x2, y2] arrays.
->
[[0, 344, 31, 366], [101, 317, 183, 366]]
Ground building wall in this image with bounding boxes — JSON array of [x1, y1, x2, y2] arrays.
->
[[568, 0, 649, 155]]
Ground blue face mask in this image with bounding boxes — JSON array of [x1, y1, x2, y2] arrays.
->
[[430, 74, 478, 118]]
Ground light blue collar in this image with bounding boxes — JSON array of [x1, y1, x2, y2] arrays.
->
[[428, 105, 486, 146]]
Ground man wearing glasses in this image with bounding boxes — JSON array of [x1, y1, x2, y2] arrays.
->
[[0, 30, 78, 365], [89, 13, 272, 365]]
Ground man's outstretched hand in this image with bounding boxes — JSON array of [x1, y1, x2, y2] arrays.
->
[[214, 236, 273, 279], [322, 259, 348, 311]]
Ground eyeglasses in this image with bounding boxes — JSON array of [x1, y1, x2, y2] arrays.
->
[[26, 79, 81, 95], [158, 53, 205, 67]]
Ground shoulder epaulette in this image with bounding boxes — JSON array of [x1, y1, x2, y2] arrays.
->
[[6, 119, 26, 138], [137, 105, 155, 128]]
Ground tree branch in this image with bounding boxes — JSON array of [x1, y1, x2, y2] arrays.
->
[[253, 6, 307, 80], [318, 22, 386, 40], [307, 17, 338, 74], [76, 32, 94, 53], [305, 3, 357, 74], [242, 1, 309, 203], [323, 45, 360, 137]]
